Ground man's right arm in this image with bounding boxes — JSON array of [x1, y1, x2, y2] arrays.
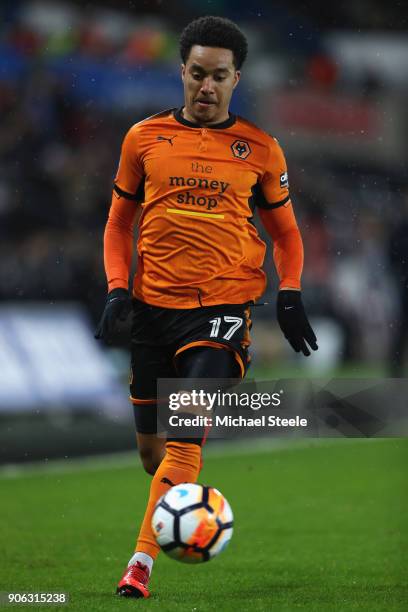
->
[[95, 124, 144, 341], [94, 193, 141, 341], [104, 191, 142, 293], [105, 125, 144, 291]]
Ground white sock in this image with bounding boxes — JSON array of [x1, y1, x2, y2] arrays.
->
[[128, 552, 153, 574]]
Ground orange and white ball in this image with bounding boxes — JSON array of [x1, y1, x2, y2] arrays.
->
[[152, 483, 234, 563]]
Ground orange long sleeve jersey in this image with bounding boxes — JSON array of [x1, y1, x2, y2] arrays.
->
[[104, 108, 303, 308]]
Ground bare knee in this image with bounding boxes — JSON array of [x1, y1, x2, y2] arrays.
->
[[136, 432, 165, 475], [139, 447, 163, 475]]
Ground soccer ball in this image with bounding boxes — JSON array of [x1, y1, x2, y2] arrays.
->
[[151, 483, 233, 563]]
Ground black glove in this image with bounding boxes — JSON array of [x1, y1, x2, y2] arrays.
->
[[277, 290, 318, 356], [94, 288, 132, 341]]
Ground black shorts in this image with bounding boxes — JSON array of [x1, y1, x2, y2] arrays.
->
[[130, 299, 252, 433]]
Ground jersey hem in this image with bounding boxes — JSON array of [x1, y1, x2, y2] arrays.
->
[[132, 293, 261, 309]]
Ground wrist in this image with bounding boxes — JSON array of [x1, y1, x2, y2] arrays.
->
[[108, 287, 129, 299], [277, 289, 302, 306], [279, 278, 301, 290], [108, 279, 129, 292]]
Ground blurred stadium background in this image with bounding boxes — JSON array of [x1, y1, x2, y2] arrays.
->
[[1, 0, 408, 463]]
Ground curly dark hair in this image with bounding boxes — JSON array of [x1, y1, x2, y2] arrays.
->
[[180, 16, 248, 70]]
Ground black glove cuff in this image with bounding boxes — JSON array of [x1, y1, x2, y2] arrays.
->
[[108, 288, 129, 300], [277, 289, 302, 308]]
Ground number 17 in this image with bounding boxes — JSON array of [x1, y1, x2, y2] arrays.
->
[[209, 316, 243, 340]]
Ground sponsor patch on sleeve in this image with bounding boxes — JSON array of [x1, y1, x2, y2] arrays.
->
[[280, 172, 289, 189]]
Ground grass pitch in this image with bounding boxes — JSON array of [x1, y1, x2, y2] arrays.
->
[[0, 439, 406, 611]]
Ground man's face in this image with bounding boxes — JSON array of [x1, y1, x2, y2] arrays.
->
[[181, 45, 240, 125]]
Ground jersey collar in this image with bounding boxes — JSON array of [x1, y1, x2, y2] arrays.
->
[[174, 107, 236, 129]]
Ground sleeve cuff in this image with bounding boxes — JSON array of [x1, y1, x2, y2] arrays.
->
[[108, 279, 130, 292], [279, 278, 301, 290]]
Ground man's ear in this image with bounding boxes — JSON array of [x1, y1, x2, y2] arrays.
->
[[181, 64, 186, 82], [233, 70, 241, 89]]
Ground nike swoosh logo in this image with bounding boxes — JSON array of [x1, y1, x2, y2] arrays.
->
[[284, 306, 294, 310]]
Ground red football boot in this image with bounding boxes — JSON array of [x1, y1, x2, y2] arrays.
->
[[116, 561, 150, 598]]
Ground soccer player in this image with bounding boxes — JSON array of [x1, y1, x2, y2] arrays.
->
[[95, 16, 317, 598]]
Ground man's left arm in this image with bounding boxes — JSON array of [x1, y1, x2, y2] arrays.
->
[[257, 137, 318, 356], [258, 203, 303, 291]]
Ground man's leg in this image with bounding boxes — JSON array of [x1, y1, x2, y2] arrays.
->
[[119, 347, 239, 598], [132, 349, 239, 559], [132, 438, 202, 559], [176, 345, 241, 378], [117, 342, 174, 598], [136, 432, 165, 476]]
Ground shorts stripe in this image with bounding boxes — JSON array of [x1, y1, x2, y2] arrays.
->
[[130, 396, 157, 405], [174, 340, 245, 378]]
